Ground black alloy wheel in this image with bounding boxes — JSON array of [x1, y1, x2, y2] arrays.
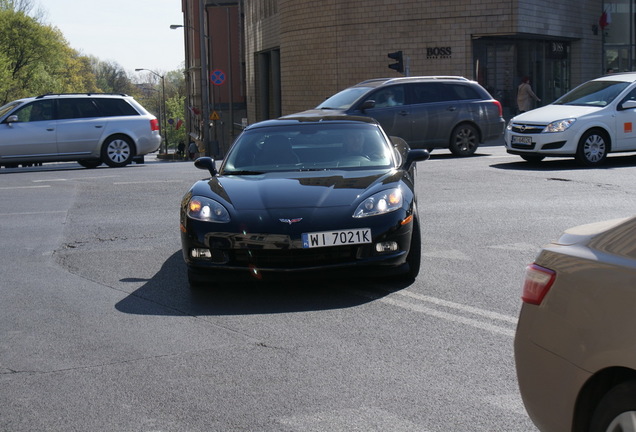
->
[[449, 124, 479, 157]]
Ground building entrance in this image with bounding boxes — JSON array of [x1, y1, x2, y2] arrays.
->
[[473, 37, 571, 120]]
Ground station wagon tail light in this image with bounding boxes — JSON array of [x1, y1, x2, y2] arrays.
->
[[493, 100, 503, 117], [521, 263, 556, 305], [150, 119, 160, 131]]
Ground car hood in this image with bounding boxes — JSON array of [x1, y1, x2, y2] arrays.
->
[[512, 104, 603, 123], [193, 169, 403, 210]]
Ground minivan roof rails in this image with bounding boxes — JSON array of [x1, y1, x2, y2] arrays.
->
[[357, 76, 470, 85]]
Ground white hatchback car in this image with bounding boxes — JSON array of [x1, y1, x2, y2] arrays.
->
[[505, 72, 636, 166], [0, 93, 161, 168]]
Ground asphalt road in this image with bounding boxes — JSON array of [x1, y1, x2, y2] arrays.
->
[[2, 145, 636, 431]]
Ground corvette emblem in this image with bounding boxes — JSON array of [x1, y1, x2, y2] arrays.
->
[[279, 218, 303, 225]]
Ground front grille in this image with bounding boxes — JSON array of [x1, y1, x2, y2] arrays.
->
[[232, 245, 364, 269], [510, 123, 545, 134], [511, 143, 536, 150]]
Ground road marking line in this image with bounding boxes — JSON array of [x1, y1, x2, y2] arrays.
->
[[0, 185, 50, 190], [422, 249, 470, 260], [0, 210, 66, 217], [354, 290, 516, 337], [396, 290, 518, 324], [488, 242, 537, 252], [113, 180, 185, 185]]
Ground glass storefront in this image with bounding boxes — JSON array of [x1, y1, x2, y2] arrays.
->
[[603, 0, 635, 72], [473, 37, 571, 120]]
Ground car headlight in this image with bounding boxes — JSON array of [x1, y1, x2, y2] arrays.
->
[[187, 196, 230, 223], [353, 188, 403, 218], [543, 118, 576, 133]]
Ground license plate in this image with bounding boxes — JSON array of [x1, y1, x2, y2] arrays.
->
[[302, 228, 372, 248], [512, 135, 532, 145]]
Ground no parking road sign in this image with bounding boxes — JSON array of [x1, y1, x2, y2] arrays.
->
[[210, 69, 226, 86]]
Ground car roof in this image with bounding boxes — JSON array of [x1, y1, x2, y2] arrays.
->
[[352, 76, 472, 88], [594, 72, 636, 82], [248, 114, 381, 130], [15, 93, 132, 104]]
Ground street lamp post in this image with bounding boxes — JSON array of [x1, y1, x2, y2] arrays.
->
[[171, 21, 212, 157], [135, 68, 167, 154]]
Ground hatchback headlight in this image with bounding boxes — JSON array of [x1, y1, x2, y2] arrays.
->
[[543, 118, 576, 133], [353, 188, 403, 218], [187, 196, 230, 223]]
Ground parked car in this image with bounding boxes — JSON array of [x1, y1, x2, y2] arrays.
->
[[292, 76, 504, 156], [180, 115, 429, 287], [0, 93, 161, 168], [505, 72, 636, 166], [514, 215, 636, 431]]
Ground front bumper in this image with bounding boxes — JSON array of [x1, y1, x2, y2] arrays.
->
[[504, 129, 576, 156], [180, 217, 414, 275]]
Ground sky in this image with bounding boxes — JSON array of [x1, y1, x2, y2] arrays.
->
[[38, 0, 186, 75]]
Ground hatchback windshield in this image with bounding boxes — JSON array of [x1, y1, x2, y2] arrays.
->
[[316, 87, 375, 110], [554, 80, 630, 107], [222, 123, 394, 173]]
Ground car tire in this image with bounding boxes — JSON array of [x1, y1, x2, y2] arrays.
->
[[78, 160, 102, 169], [403, 212, 422, 281], [589, 380, 636, 432], [101, 135, 135, 167], [520, 154, 545, 163], [449, 124, 479, 157], [575, 129, 609, 167]]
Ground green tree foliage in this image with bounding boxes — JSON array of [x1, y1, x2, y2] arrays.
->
[[134, 69, 187, 152], [90, 57, 136, 94], [0, 1, 140, 104], [165, 94, 187, 151]]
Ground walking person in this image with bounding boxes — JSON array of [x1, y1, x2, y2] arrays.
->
[[188, 141, 198, 160], [517, 76, 541, 113]]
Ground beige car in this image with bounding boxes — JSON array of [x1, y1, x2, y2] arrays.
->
[[515, 216, 636, 431]]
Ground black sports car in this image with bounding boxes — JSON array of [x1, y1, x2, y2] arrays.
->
[[180, 115, 429, 287]]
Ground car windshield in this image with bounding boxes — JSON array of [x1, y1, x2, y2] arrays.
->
[[0, 101, 22, 119], [221, 123, 395, 174], [553, 80, 630, 107], [316, 87, 374, 109]]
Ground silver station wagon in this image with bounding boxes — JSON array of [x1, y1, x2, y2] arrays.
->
[[0, 93, 161, 168]]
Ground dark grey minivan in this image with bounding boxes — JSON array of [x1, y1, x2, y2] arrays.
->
[[295, 76, 504, 156]]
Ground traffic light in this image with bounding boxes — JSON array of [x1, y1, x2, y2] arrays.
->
[[388, 51, 403, 74]]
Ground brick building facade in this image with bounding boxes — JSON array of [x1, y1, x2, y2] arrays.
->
[[181, 0, 630, 156], [244, 0, 604, 122]]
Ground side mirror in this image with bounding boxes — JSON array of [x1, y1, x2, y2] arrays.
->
[[405, 149, 430, 170], [360, 100, 375, 111], [5, 115, 18, 125], [619, 100, 636, 111], [194, 156, 217, 176]]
